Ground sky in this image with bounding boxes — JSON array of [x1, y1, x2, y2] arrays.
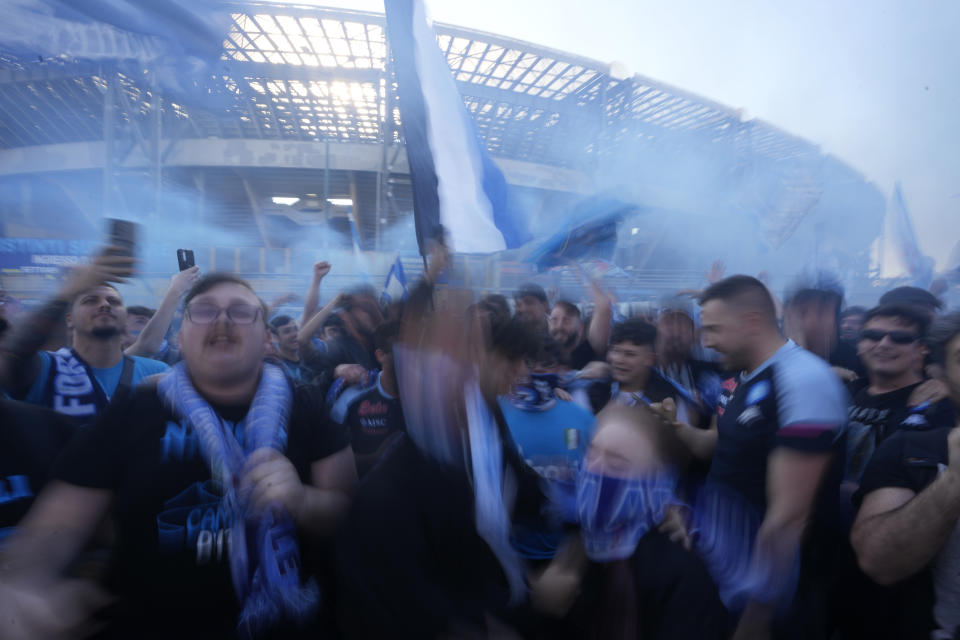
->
[[272, 0, 960, 273]]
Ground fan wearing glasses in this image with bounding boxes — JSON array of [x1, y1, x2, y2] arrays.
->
[[0, 273, 357, 639], [845, 304, 956, 485]]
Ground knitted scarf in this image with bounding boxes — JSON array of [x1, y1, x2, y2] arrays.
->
[[157, 362, 318, 638]]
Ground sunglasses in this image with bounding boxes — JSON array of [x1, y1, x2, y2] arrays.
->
[[859, 329, 919, 345]]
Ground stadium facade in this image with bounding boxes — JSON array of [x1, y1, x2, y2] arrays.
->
[[0, 3, 885, 303]]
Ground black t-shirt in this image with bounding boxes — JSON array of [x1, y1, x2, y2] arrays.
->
[[336, 433, 544, 638], [0, 399, 76, 538], [566, 531, 728, 640], [53, 383, 349, 639], [845, 379, 956, 482], [569, 340, 598, 370], [339, 380, 406, 457], [854, 427, 956, 639]]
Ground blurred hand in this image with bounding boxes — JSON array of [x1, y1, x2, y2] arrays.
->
[[555, 388, 573, 402], [649, 397, 678, 423], [946, 426, 960, 481], [169, 266, 200, 297], [578, 361, 611, 380], [243, 448, 306, 521], [61, 248, 136, 300], [529, 561, 582, 618], [425, 242, 450, 283], [312, 261, 331, 282], [657, 504, 692, 551], [908, 378, 948, 407], [706, 260, 725, 285], [334, 364, 369, 386], [0, 577, 112, 640], [831, 366, 858, 383]]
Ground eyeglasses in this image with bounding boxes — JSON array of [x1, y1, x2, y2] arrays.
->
[[185, 302, 261, 325], [859, 329, 919, 345]]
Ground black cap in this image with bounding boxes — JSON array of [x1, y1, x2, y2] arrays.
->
[[514, 283, 548, 305], [879, 286, 943, 311]]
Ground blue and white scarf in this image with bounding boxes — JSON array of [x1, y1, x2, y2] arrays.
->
[[44, 348, 110, 422], [157, 363, 318, 638], [508, 373, 559, 412], [576, 469, 678, 561]]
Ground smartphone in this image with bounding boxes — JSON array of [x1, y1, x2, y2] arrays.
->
[[106, 218, 137, 258], [177, 249, 196, 271]]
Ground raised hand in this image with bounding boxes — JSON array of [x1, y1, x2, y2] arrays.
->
[[60, 248, 136, 300], [312, 261, 332, 282], [706, 260, 726, 285], [169, 265, 200, 297]]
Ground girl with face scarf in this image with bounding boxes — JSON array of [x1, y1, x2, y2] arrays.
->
[[532, 405, 729, 639]]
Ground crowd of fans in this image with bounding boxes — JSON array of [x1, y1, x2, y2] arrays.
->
[[0, 244, 957, 640]]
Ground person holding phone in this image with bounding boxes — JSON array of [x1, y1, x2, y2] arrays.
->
[[0, 247, 168, 426]]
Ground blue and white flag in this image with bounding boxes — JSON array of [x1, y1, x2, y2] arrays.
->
[[384, 0, 530, 256], [381, 256, 409, 305], [524, 197, 630, 272]]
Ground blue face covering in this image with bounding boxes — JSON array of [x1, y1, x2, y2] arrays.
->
[[509, 373, 559, 411], [576, 469, 677, 561]]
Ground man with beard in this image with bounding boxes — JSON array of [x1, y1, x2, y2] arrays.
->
[[0, 251, 168, 426], [548, 286, 611, 370], [699, 275, 847, 640]]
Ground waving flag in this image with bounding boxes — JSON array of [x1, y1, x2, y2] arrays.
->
[[384, 0, 530, 256], [1, 0, 235, 108], [525, 198, 631, 272], [889, 182, 934, 287], [381, 256, 409, 305]]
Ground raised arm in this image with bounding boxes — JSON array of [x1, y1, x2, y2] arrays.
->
[[300, 261, 331, 327], [0, 481, 114, 638], [125, 266, 199, 357], [0, 250, 133, 392], [586, 280, 612, 358], [851, 427, 960, 585], [298, 292, 345, 352]]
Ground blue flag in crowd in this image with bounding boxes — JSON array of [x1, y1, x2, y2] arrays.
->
[[525, 198, 631, 272], [381, 256, 409, 305], [0, 0, 235, 108], [384, 0, 531, 256]]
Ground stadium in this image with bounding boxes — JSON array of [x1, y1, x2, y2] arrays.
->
[[0, 2, 886, 304]]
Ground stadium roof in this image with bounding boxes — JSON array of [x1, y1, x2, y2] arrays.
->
[[0, 2, 882, 260], [0, 2, 815, 166]]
